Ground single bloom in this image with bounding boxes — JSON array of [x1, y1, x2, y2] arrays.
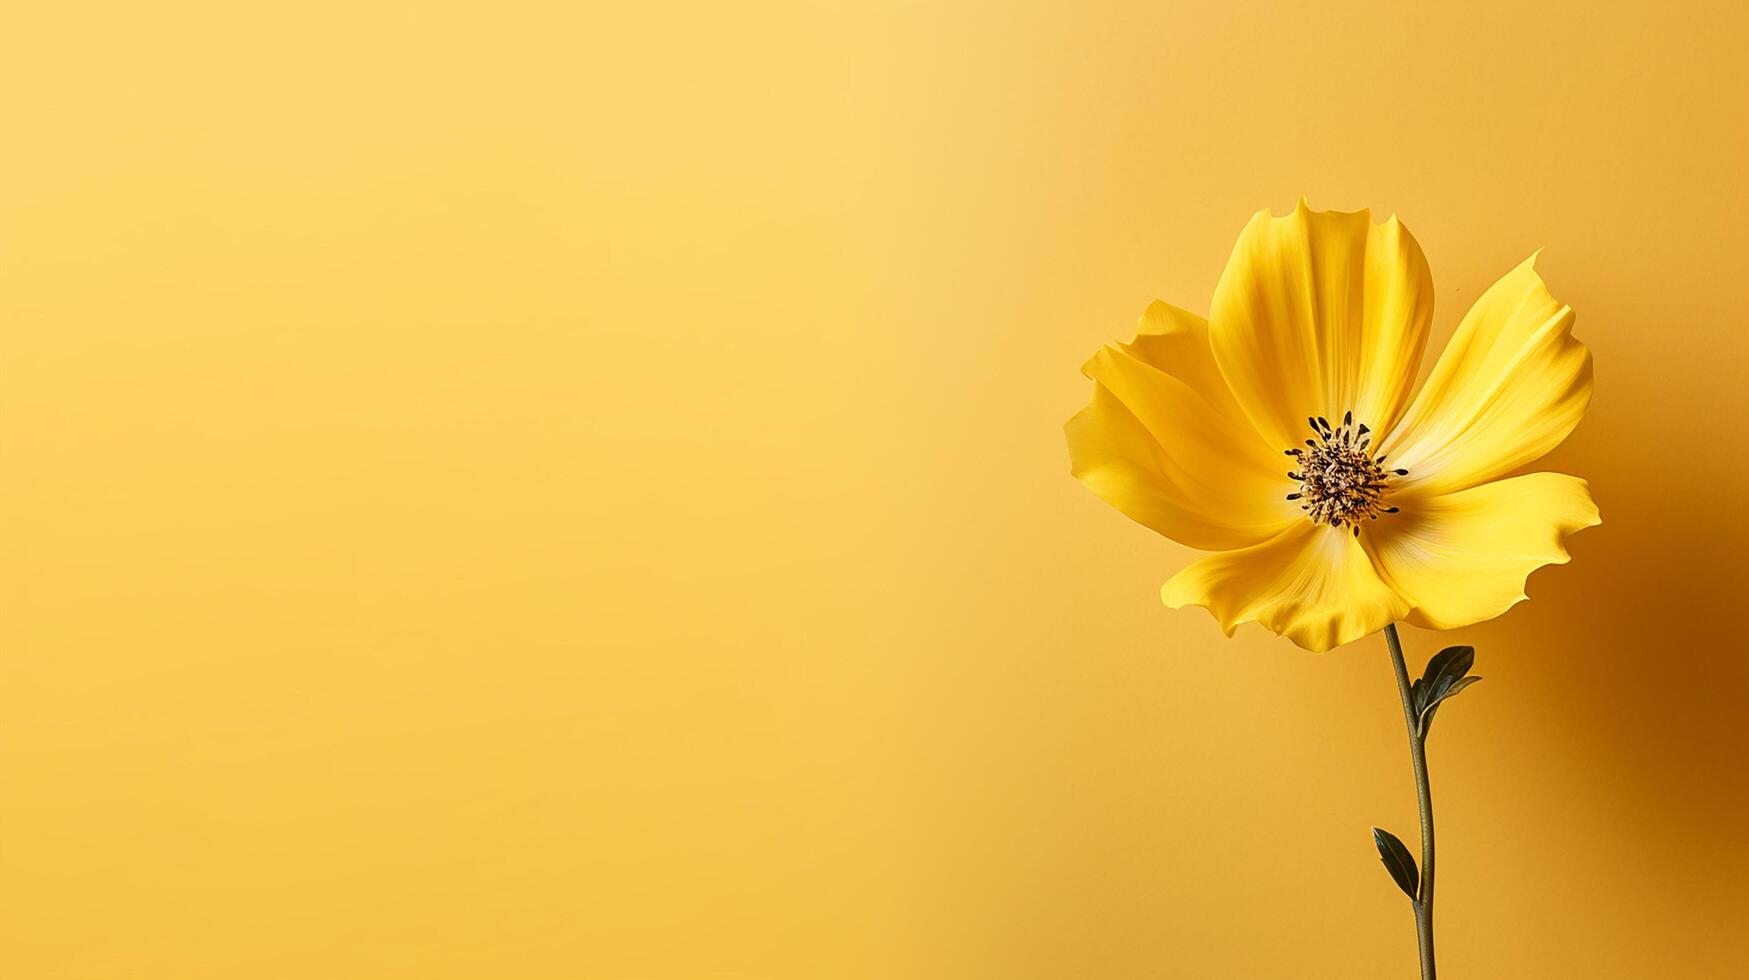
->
[[1066, 201, 1599, 652]]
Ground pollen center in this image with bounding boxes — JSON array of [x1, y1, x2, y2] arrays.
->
[[1284, 412, 1407, 536]]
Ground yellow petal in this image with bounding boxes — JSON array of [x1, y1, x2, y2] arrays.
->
[[1068, 316, 1296, 550], [1162, 521, 1410, 652], [1208, 200, 1434, 451], [1379, 254, 1592, 497], [1063, 367, 1301, 553], [1364, 473, 1600, 630], [1120, 300, 1254, 428]]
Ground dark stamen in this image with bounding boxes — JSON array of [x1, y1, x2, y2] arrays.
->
[[1281, 413, 1397, 530]]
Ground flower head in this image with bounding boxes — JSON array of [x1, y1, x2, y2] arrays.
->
[[1066, 201, 1598, 651]]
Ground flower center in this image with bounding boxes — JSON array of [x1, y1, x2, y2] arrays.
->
[[1284, 411, 1408, 535]]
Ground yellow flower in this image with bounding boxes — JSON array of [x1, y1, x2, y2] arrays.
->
[[1066, 201, 1599, 652]]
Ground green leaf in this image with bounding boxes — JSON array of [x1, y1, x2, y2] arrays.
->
[[1414, 645, 1474, 715], [1418, 674, 1483, 737], [1372, 827, 1419, 901]]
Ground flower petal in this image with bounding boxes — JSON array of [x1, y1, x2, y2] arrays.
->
[[1120, 300, 1256, 429], [1364, 473, 1600, 630], [1092, 304, 1284, 487], [1162, 521, 1410, 652], [1208, 200, 1434, 452], [1379, 254, 1592, 497], [1067, 307, 1296, 550]]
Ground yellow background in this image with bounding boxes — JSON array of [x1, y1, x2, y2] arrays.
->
[[2, 2, 1744, 978]]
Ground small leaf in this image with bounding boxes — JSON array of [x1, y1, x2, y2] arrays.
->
[[1372, 827, 1419, 901], [1442, 674, 1483, 702], [1419, 645, 1474, 700], [1418, 675, 1484, 737]]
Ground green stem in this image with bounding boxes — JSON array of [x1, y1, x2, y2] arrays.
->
[[1384, 623, 1437, 980]]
